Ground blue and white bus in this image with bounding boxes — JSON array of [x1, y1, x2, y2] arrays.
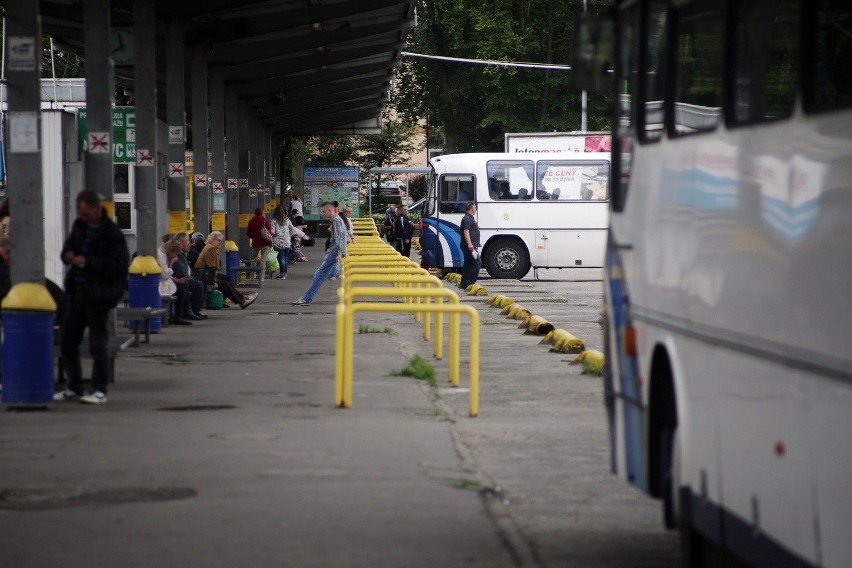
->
[[579, 0, 852, 566], [420, 149, 610, 278]]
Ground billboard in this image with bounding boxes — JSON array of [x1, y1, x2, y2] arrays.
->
[[302, 166, 360, 220]]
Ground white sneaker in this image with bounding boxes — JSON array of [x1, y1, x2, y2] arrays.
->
[[80, 391, 107, 405], [53, 388, 80, 402], [292, 298, 311, 306]]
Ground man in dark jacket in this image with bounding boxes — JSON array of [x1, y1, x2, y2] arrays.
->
[[393, 206, 415, 258], [54, 190, 129, 405]]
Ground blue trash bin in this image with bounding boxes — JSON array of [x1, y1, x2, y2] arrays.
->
[[1, 284, 56, 407], [128, 273, 162, 332], [226, 250, 239, 283]]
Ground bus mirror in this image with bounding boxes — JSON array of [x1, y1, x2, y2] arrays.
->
[[571, 11, 614, 93]]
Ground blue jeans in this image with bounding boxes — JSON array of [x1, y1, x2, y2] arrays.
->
[[302, 250, 339, 303], [275, 247, 289, 275]]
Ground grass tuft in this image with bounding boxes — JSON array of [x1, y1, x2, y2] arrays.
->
[[389, 354, 436, 387], [358, 324, 397, 335]]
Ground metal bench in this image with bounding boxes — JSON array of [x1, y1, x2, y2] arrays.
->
[[230, 259, 264, 288], [115, 306, 168, 346]]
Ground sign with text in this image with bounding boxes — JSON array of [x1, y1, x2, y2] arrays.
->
[[302, 166, 360, 220], [78, 107, 136, 163]]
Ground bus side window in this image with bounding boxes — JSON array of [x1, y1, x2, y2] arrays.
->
[[730, 0, 800, 125], [537, 161, 609, 201], [613, 2, 640, 212], [670, 0, 725, 135], [641, 0, 668, 141], [803, 0, 852, 113], [487, 160, 534, 200]]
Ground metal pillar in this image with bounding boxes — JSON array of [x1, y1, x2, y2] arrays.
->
[[247, 118, 257, 214], [238, 102, 251, 255], [166, 21, 187, 235], [225, 89, 240, 252], [83, 0, 114, 216], [133, 0, 157, 256], [191, 47, 209, 236], [4, 0, 43, 285], [209, 68, 226, 265]]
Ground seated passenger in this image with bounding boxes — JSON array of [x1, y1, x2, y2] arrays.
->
[[194, 231, 258, 309], [498, 181, 513, 200]]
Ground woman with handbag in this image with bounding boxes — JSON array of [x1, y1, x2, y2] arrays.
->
[[246, 208, 273, 261], [270, 206, 293, 279], [194, 232, 258, 309]]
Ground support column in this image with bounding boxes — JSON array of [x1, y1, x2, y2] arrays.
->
[[209, 68, 226, 265], [166, 21, 187, 235], [247, 118, 257, 215], [225, 90, 240, 253], [191, 47, 209, 236], [4, 0, 43, 284], [133, 0, 157, 256], [83, 0, 114, 216], [238, 102, 251, 255]]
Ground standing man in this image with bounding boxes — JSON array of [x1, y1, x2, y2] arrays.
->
[[459, 201, 481, 289], [292, 202, 347, 306], [54, 191, 130, 405]]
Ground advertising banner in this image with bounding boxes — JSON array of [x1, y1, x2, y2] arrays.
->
[[302, 166, 360, 220]]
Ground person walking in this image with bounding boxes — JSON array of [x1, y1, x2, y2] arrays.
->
[[270, 205, 293, 279], [459, 202, 481, 289], [246, 208, 273, 261], [393, 206, 414, 258], [292, 202, 347, 306], [382, 204, 397, 242], [54, 190, 130, 405]]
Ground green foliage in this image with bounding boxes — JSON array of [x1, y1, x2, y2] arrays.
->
[[41, 36, 85, 79], [390, 354, 437, 386], [393, 0, 612, 152]]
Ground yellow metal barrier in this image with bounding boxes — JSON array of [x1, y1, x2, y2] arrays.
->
[[335, 233, 480, 416], [343, 273, 446, 348], [336, 294, 479, 417]]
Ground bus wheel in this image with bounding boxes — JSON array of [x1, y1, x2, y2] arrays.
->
[[485, 238, 530, 279]]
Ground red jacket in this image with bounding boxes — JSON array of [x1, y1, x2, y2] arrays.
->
[[246, 214, 272, 248]]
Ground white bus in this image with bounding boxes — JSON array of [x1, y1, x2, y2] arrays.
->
[[420, 150, 610, 278], [579, 0, 852, 566]]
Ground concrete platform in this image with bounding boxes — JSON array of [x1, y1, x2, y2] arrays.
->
[[0, 252, 679, 567]]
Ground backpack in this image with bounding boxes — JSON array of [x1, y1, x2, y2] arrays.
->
[[206, 290, 225, 309]]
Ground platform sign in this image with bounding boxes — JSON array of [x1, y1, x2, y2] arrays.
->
[[302, 166, 360, 220], [77, 107, 136, 163], [212, 182, 225, 212]]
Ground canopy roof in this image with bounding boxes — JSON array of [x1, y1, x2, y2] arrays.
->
[[38, 0, 416, 136]]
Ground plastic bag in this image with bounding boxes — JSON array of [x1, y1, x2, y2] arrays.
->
[[266, 250, 280, 271]]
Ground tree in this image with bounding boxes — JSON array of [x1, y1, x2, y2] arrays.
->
[[356, 112, 423, 211], [393, 0, 612, 152]]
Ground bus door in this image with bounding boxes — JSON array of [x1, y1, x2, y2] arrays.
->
[[424, 174, 473, 269]]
